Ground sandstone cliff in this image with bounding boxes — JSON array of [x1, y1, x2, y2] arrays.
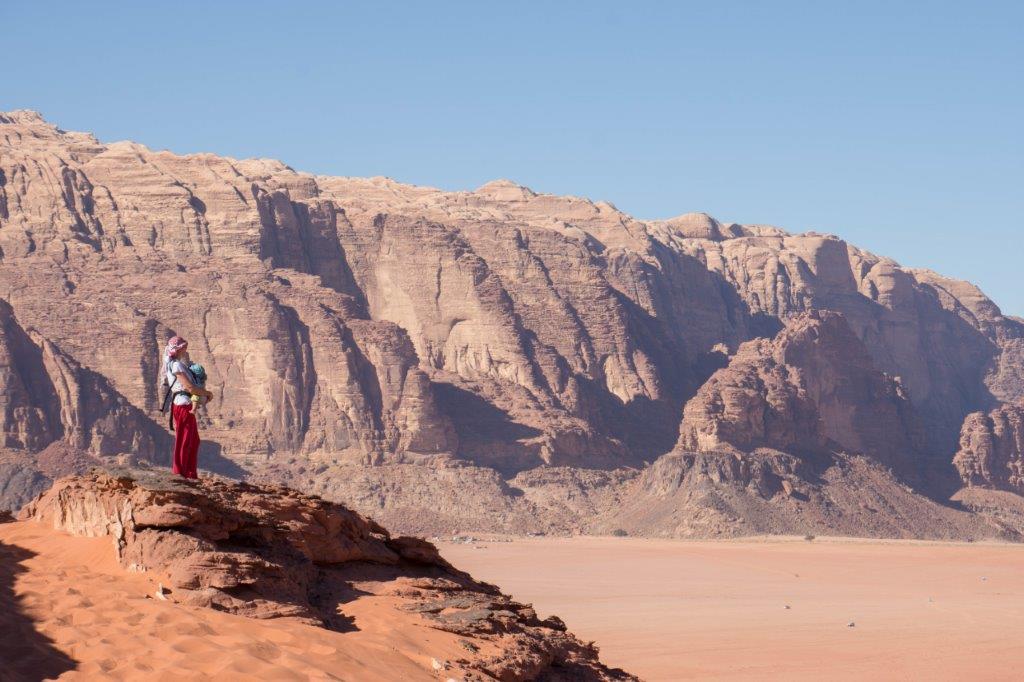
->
[[1, 109, 1023, 537], [954, 402, 1024, 491]]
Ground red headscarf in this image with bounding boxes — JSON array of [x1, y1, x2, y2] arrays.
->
[[165, 336, 188, 358]]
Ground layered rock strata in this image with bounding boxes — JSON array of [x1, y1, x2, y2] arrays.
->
[[1, 109, 1023, 537]]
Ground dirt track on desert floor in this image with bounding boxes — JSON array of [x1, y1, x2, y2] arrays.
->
[[440, 536, 1024, 681]]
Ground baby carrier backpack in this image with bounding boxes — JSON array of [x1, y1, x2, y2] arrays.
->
[[159, 355, 199, 432]]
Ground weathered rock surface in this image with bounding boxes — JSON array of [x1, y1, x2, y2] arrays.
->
[[954, 402, 1024, 491], [0, 453, 51, 511], [20, 467, 632, 680], [260, 461, 634, 537], [2, 109, 1023, 537], [592, 451, 1014, 540], [669, 232, 1024, 461], [678, 311, 924, 475]]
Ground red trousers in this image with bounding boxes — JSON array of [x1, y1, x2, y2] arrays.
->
[[172, 404, 200, 479]]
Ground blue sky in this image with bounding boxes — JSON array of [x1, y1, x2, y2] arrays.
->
[[4, 2, 1021, 314]]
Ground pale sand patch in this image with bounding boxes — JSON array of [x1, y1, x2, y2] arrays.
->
[[440, 536, 1024, 681]]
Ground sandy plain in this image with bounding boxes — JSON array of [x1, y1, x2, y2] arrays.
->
[[441, 535, 1024, 681]]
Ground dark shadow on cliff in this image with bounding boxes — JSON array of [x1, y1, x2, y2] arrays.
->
[[572, 377, 680, 467], [336, 322, 386, 434], [0, 300, 65, 444], [643, 242, 779, 386], [0, 540, 77, 680], [857, 285, 1002, 501], [433, 384, 543, 442], [583, 287, 705, 467], [0, 455, 52, 514], [432, 383, 544, 474], [591, 247, 787, 468], [277, 301, 318, 448], [749, 312, 785, 339], [256, 192, 368, 311]]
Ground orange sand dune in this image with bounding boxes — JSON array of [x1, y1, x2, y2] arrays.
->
[[441, 536, 1024, 681], [0, 521, 478, 681]]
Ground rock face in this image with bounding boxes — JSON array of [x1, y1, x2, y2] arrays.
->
[[954, 402, 1024, 491], [678, 311, 924, 474], [1, 110, 1024, 537], [0, 295, 168, 505], [20, 468, 632, 680]]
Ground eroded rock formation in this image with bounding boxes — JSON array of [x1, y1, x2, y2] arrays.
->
[[20, 468, 633, 680], [678, 311, 924, 474], [2, 109, 1023, 537], [954, 402, 1024, 491]]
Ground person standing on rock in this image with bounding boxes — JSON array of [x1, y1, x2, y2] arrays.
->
[[162, 336, 214, 479]]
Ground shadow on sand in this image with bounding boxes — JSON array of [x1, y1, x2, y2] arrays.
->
[[0, 535, 77, 680]]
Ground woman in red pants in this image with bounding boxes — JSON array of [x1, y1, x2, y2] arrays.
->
[[163, 336, 214, 479]]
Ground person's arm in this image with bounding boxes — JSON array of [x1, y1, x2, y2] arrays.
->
[[175, 371, 214, 400]]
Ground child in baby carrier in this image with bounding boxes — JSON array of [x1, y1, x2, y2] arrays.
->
[[188, 362, 208, 416]]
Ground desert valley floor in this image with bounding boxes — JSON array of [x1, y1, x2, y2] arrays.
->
[[3, 510, 1023, 680], [441, 536, 1024, 681]]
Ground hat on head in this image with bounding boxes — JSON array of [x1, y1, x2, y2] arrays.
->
[[165, 336, 188, 358]]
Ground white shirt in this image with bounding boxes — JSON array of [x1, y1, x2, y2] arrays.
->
[[166, 358, 197, 406]]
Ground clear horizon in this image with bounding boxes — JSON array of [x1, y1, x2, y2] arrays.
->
[[3, 1, 1020, 315]]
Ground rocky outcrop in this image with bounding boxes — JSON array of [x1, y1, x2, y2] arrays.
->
[[954, 402, 1024, 491], [594, 451, 1013, 540], [672, 233, 1024, 461], [678, 311, 924, 475], [0, 454, 50, 511], [21, 468, 411, 620], [20, 468, 633, 680]]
